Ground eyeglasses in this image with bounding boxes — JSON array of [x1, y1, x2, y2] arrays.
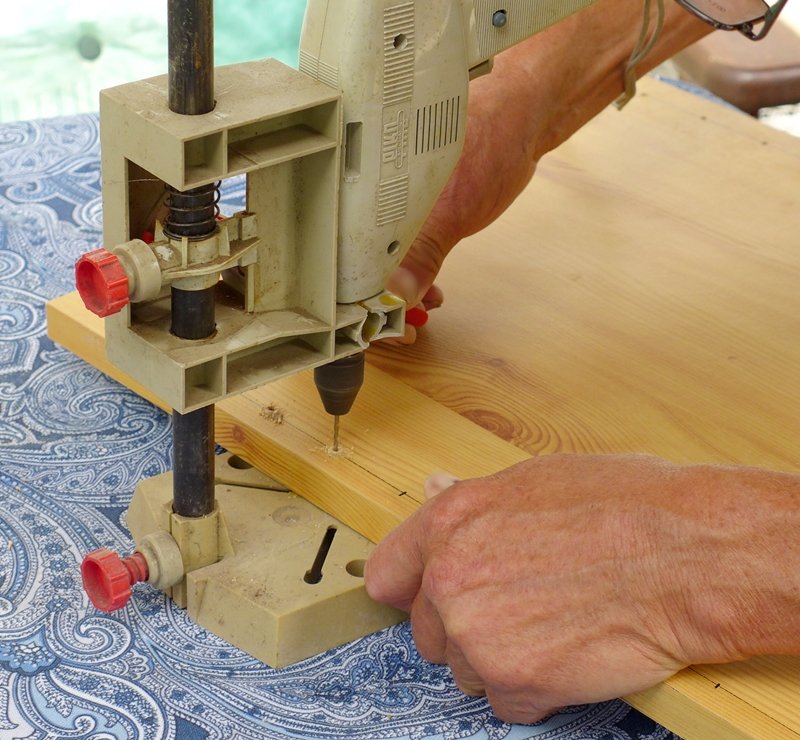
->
[[674, 0, 790, 40]]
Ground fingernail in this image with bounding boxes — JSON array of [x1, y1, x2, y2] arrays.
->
[[406, 306, 429, 328], [424, 473, 459, 499]]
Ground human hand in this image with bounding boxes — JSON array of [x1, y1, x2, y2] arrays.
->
[[385, 1, 715, 344], [386, 52, 544, 344], [365, 454, 800, 723]]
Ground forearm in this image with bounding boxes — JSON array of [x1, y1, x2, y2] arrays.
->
[[394, 1, 714, 320], [406, 2, 712, 277], [480, 0, 713, 159]]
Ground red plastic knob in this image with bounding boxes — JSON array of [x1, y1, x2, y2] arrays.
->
[[75, 248, 130, 317], [81, 548, 149, 612]]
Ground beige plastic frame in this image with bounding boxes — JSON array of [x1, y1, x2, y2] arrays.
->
[[100, 58, 404, 414]]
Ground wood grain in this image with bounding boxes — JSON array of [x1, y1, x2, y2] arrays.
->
[[371, 81, 800, 473], [48, 77, 800, 738]]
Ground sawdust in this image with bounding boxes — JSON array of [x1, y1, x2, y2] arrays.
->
[[260, 403, 284, 425], [322, 443, 352, 459]]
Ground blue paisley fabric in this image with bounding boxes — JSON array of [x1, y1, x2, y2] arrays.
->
[[0, 114, 678, 740]]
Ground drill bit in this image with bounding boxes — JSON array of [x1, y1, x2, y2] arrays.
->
[[313, 353, 364, 453]]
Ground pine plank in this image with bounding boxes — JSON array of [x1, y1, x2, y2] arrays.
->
[[627, 667, 799, 740]]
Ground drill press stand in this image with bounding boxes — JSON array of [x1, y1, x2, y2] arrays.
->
[[94, 58, 407, 665], [128, 453, 404, 667]]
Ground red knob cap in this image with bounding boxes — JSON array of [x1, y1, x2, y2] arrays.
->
[[81, 548, 149, 612], [75, 248, 130, 317]]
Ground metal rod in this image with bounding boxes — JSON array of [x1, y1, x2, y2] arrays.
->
[[165, 3, 218, 341], [166, 0, 218, 520], [168, 0, 214, 115], [170, 286, 216, 339], [172, 406, 215, 518]]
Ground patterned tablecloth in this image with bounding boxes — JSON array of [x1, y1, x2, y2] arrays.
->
[[0, 114, 677, 740]]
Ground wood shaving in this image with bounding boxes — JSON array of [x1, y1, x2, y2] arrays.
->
[[260, 403, 284, 425]]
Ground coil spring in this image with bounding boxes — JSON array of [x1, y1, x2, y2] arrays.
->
[[163, 182, 220, 240]]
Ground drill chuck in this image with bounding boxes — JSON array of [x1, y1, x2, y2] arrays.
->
[[314, 353, 365, 417]]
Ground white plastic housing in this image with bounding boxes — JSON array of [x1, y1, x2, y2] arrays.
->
[[300, 0, 597, 303]]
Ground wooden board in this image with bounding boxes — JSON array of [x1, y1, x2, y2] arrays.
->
[[48, 77, 800, 738]]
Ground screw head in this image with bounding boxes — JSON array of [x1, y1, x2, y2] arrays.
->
[[492, 9, 508, 27]]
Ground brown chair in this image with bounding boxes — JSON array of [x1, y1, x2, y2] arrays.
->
[[673, 18, 800, 115]]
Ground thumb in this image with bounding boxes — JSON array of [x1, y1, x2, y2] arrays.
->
[[423, 473, 460, 499], [386, 266, 425, 307]]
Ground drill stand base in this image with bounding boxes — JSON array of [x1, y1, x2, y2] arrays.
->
[[127, 453, 405, 668]]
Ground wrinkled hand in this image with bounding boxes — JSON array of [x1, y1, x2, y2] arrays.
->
[[387, 58, 543, 343], [365, 454, 792, 723]]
